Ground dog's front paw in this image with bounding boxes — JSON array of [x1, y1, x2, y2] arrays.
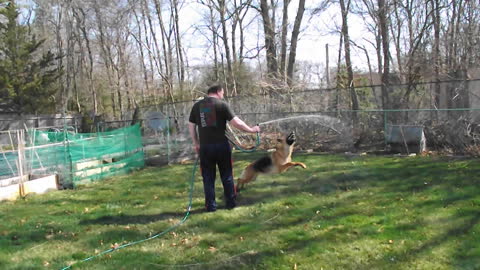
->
[[299, 163, 307, 169], [286, 132, 296, 145]]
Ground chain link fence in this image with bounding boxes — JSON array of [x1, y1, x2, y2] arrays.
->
[[131, 79, 480, 164], [1, 79, 479, 180]]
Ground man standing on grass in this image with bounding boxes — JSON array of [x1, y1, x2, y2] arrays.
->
[[188, 84, 260, 212]]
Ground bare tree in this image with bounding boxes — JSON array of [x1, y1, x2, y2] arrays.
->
[[50, 1, 66, 110], [131, 2, 149, 105], [20, 0, 480, 123], [259, 0, 279, 78], [232, 0, 253, 64], [141, 0, 164, 102], [391, 0, 435, 107], [93, 0, 119, 118], [171, 0, 186, 93], [196, 0, 221, 81], [286, 0, 306, 86], [378, 0, 390, 110], [255, 0, 307, 85], [432, 0, 441, 110], [208, 0, 221, 81], [153, 0, 173, 99], [73, 6, 97, 114], [218, 0, 234, 95], [140, 0, 156, 100], [279, 0, 290, 79], [338, 0, 359, 115]]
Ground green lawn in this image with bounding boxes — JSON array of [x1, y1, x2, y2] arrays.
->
[[1, 153, 480, 269]]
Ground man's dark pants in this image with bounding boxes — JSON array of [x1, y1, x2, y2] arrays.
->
[[199, 141, 236, 211]]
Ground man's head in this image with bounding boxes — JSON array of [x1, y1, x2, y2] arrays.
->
[[207, 85, 224, 99]]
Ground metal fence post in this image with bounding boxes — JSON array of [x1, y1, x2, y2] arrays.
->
[[384, 110, 388, 146], [167, 117, 170, 164]]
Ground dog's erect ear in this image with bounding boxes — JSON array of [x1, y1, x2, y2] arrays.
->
[[286, 132, 296, 145]]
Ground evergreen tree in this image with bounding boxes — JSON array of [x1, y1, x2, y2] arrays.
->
[[0, 0, 61, 114]]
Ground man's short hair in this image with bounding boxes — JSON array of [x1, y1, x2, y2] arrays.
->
[[207, 85, 223, 94]]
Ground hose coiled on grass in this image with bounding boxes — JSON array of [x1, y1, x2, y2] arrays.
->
[[60, 133, 261, 269]]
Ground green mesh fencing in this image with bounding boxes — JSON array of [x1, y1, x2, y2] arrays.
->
[[27, 124, 145, 187]]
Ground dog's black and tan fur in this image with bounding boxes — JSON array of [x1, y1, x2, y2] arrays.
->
[[236, 132, 307, 191]]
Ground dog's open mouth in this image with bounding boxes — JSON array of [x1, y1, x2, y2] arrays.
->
[[286, 132, 296, 145]]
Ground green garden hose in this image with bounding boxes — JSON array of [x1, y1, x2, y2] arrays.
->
[[60, 132, 261, 269]]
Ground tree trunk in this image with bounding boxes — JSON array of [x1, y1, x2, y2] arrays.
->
[[231, 0, 239, 64], [259, 0, 278, 78], [286, 0, 306, 86], [335, 34, 343, 112], [207, 0, 220, 81], [65, 9, 78, 112], [172, 0, 185, 92], [53, 4, 65, 111], [218, 0, 234, 95], [378, 0, 390, 110], [339, 0, 359, 116], [451, 0, 464, 70], [93, 1, 117, 118], [74, 7, 97, 114], [280, 0, 290, 80], [132, 6, 148, 105], [390, 0, 404, 81], [230, 0, 252, 67], [140, 0, 157, 100], [446, 0, 457, 69], [117, 32, 132, 112], [153, 0, 172, 99], [112, 33, 124, 120], [432, 0, 441, 110]]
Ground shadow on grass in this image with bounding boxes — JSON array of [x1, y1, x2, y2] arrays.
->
[[79, 208, 206, 226], [7, 153, 480, 269], [3, 224, 76, 249], [363, 210, 480, 269], [147, 250, 271, 270], [51, 248, 274, 270], [231, 154, 480, 267]]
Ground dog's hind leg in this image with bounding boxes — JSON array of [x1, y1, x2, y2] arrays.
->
[[278, 162, 307, 173], [236, 166, 258, 192]]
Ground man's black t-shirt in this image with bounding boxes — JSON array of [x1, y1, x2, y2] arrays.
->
[[189, 97, 235, 144]]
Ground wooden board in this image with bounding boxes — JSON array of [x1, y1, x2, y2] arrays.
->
[[22, 175, 58, 196], [0, 183, 21, 201]]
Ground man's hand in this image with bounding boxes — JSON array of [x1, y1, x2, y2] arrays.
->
[[188, 122, 200, 154], [251, 125, 261, 133], [194, 143, 200, 154]]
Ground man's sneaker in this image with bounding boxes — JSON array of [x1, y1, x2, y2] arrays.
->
[[205, 205, 216, 212], [226, 200, 236, 210]]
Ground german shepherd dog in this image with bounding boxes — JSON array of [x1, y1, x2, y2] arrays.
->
[[236, 132, 307, 191]]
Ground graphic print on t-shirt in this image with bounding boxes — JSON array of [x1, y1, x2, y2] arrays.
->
[[199, 101, 217, 128]]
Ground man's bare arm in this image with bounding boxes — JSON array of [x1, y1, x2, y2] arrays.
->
[[229, 117, 260, 133], [188, 122, 200, 154]]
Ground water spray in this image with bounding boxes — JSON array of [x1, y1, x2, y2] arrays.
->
[[258, 114, 343, 134]]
